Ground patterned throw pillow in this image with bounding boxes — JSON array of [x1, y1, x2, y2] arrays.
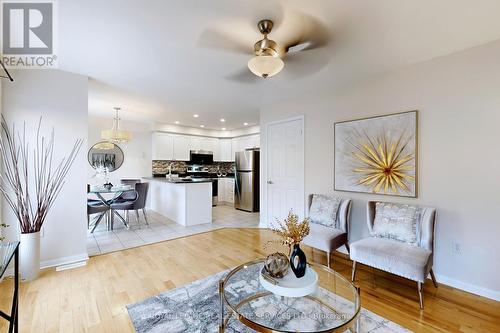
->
[[372, 202, 421, 246], [309, 195, 342, 228]]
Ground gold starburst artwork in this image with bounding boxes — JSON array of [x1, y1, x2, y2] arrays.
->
[[335, 111, 417, 197], [351, 131, 415, 194]]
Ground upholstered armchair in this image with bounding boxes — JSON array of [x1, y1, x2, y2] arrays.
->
[[350, 201, 437, 309], [302, 194, 352, 268]]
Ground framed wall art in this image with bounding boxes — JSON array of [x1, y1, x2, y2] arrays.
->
[[334, 110, 418, 197]]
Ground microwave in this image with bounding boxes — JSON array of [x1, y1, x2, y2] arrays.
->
[[189, 150, 214, 165]]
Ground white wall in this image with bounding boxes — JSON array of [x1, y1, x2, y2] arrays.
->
[[260, 40, 500, 300], [2, 70, 89, 268], [88, 116, 153, 184]]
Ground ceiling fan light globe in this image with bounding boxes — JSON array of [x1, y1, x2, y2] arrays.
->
[[247, 55, 284, 78]]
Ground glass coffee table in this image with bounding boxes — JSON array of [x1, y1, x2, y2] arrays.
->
[[219, 258, 361, 333]]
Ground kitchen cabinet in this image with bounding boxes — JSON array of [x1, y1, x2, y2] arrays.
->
[[152, 132, 260, 162], [173, 135, 191, 161], [219, 139, 232, 162], [218, 178, 235, 204], [249, 134, 260, 148], [205, 138, 220, 161], [191, 137, 220, 161], [231, 134, 260, 159], [190, 137, 203, 151], [152, 133, 174, 160], [226, 178, 235, 203]]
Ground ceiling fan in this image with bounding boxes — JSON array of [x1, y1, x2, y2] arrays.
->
[[198, 11, 330, 82], [247, 19, 285, 78]]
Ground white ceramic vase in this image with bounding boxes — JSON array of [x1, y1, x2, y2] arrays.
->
[[20, 232, 40, 281]]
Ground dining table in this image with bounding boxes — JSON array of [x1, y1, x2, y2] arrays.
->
[[88, 185, 136, 230]]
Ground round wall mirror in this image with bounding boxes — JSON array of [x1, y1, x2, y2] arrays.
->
[[87, 141, 124, 172]]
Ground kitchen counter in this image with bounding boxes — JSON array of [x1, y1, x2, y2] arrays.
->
[[143, 176, 213, 184], [151, 173, 234, 180], [143, 177, 212, 226]]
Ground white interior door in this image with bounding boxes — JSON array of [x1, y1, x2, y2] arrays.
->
[[266, 117, 304, 225]]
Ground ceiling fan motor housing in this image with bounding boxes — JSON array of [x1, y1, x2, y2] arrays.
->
[[257, 19, 274, 35], [254, 38, 279, 57]]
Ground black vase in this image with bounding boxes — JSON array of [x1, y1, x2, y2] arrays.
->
[[290, 243, 307, 278]]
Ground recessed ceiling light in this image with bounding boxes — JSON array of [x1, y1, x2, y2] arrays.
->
[[200, 125, 205, 128], [220, 118, 226, 122], [222, 127, 226, 131], [174, 121, 180, 124], [244, 122, 249, 126], [193, 114, 199, 118]]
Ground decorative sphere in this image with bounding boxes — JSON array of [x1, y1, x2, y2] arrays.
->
[[264, 252, 290, 278]]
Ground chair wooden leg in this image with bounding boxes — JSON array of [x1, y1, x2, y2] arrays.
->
[[142, 208, 149, 226], [351, 261, 357, 282], [418, 282, 424, 309], [326, 251, 331, 268], [430, 269, 438, 288], [135, 210, 141, 225]]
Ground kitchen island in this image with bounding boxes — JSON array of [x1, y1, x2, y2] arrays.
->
[[143, 177, 212, 226]]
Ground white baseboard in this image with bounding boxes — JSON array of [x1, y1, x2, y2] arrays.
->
[[2, 252, 89, 278], [433, 272, 500, 302], [40, 252, 89, 270], [329, 247, 500, 302], [55, 259, 87, 272]]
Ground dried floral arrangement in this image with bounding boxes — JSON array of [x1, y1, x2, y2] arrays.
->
[[266, 210, 310, 250], [0, 116, 82, 234]]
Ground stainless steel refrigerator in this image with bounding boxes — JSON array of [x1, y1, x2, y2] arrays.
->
[[235, 150, 260, 212]]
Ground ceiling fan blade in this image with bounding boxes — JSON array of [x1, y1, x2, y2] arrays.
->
[[278, 10, 331, 56], [281, 49, 331, 80], [197, 29, 250, 54], [224, 68, 260, 84]]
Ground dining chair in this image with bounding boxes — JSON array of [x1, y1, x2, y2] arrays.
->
[[110, 182, 150, 227], [87, 203, 109, 233], [116, 179, 141, 202], [87, 184, 110, 232]]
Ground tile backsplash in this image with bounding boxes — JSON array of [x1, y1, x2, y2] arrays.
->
[[152, 160, 235, 175]]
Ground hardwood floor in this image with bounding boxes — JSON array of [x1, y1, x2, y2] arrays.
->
[[0, 228, 498, 332]]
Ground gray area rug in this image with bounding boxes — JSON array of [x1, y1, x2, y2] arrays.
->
[[127, 267, 413, 333]]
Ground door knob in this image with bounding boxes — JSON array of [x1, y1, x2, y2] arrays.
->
[[267, 180, 274, 184]]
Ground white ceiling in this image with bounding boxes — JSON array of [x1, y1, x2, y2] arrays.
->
[[58, 0, 500, 130]]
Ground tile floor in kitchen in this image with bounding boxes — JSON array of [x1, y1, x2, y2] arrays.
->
[[87, 205, 260, 255]]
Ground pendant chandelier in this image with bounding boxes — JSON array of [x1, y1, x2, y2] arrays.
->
[[93, 141, 115, 150], [101, 107, 131, 143]]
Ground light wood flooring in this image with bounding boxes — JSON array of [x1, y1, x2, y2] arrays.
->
[[0, 228, 499, 332]]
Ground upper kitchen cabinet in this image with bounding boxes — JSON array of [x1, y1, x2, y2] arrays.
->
[[152, 133, 174, 160], [204, 138, 220, 161], [190, 136, 203, 151], [192, 136, 220, 160], [152, 132, 259, 162], [231, 134, 260, 158], [249, 134, 260, 149], [219, 139, 232, 162], [173, 135, 191, 161]]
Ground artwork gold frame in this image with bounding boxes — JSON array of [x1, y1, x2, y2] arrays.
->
[[334, 110, 418, 198]]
